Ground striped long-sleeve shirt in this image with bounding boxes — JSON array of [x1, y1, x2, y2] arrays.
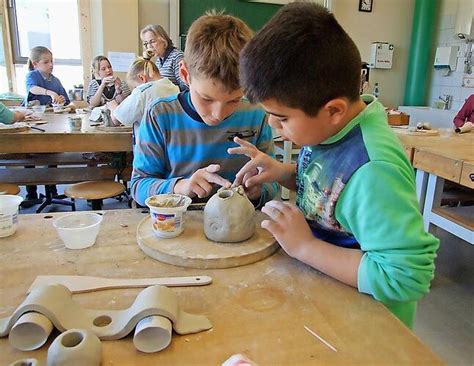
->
[[86, 78, 131, 106], [131, 91, 278, 206], [156, 47, 188, 92]]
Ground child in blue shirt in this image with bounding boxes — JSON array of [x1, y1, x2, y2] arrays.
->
[[25, 46, 70, 106], [131, 12, 278, 206]]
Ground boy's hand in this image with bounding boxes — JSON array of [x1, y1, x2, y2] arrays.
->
[[174, 164, 231, 198], [261, 200, 314, 258], [228, 137, 283, 188], [56, 95, 66, 104], [47, 91, 60, 104], [236, 168, 262, 200]]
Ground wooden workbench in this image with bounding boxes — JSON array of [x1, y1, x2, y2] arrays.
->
[[394, 129, 473, 243], [0, 112, 132, 154], [0, 210, 443, 365]]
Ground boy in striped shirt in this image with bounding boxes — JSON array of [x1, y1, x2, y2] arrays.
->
[[131, 11, 278, 206]]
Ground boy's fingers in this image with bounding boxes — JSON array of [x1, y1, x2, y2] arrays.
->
[[227, 146, 258, 159], [233, 136, 256, 148], [261, 219, 282, 237], [205, 164, 221, 173], [205, 172, 231, 188]]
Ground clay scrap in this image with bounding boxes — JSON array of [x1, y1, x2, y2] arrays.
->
[[1, 284, 212, 352]]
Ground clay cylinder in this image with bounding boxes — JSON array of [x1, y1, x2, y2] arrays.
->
[[47, 329, 102, 366], [133, 315, 172, 353], [204, 186, 255, 243], [9, 312, 54, 351]]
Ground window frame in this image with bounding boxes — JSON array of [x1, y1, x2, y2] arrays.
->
[[7, 0, 81, 65]]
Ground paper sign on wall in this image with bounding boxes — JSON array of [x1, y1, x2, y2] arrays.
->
[[107, 52, 136, 72]]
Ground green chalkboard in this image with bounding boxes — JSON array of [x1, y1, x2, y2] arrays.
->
[[179, 0, 282, 37]]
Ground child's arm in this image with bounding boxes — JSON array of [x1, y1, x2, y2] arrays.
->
[[229, 137, 297, 191], [0, 103, 25, 124], [453, 95, 474, 127], [28, 86, 62, 104], [87, 79, 107, 107], [261, 200, 362, 287]]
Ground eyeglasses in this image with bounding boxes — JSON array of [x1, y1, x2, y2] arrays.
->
[[143, 39, 157, 48]]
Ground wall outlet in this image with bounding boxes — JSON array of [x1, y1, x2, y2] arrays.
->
[[462, 76, 474, 87]]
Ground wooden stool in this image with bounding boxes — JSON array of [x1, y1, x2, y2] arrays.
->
[[65, 181, 126, 210], [0, 183, 20, 195]]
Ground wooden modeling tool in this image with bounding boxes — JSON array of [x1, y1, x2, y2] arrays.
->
[[27, 275, 212, 294]]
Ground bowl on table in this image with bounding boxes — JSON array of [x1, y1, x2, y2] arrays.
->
[[31, 105, 46, 118], [53, 212, 103, 249]]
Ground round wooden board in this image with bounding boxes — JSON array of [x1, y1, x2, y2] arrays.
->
[[137, 211, 279, 269], [0, 125, 29, 133]]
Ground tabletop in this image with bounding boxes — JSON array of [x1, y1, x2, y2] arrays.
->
[[0, 112, 132, 154], [395, 129, 473, 187], [0, 209, 443, 365]]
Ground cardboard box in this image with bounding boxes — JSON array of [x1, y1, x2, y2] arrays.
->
[[387, 113, 410, 126]]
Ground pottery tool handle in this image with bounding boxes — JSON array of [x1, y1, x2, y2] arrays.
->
[[27, 275, 213, 294], [108, 276, 212, 288]]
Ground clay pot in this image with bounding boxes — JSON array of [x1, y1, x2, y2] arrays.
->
[[204, 186, 255, 243], [47, 329, 102, 366]]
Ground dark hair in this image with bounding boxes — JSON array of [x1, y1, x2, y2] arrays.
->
[[240, 2, 361, 116]]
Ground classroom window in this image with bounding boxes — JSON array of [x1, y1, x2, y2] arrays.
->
[[7, 0, 83, 94]]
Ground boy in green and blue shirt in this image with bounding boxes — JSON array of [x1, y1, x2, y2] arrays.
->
[[230, 3, 439, 328]]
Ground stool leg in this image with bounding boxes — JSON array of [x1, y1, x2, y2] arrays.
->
[[91, 200, 102, 210]]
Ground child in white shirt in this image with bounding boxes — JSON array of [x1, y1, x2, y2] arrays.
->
[[108, 54, 179, 127]]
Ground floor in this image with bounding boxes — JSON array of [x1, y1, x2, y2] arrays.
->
[[17, 185, 474, 365]]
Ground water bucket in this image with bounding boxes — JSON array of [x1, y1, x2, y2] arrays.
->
[[0, 195, 23, 238]]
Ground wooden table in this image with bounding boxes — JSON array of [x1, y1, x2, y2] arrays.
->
[[0, 112, 133, 187], [394, 130, 473, 244], [0, 210, 442, 365], [0, 112, 132, 154]]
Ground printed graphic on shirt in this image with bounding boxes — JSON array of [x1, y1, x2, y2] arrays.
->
[[296, 126, 369, 246]]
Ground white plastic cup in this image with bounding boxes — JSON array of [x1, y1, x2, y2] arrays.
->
[[53, 213, 103, 249], [9, 312, 54, 351], [133, 315, 172, 353], [145, 194, 192, 238], [0, 195, 23, 238], [68, 116, 82, 131]]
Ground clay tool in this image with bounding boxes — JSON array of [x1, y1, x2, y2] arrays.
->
[[304, 325, 337, 352], [27, 275, 212, 294], [29, 126, 45, 132]]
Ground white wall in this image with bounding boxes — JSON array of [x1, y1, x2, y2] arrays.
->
[[332, 0, 415, 108], [427, 0, 473, 112]]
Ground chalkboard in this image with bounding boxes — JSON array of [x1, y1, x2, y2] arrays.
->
[[180, 0, 282, 38]]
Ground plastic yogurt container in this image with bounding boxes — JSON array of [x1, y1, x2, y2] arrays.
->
[[145, 194, 192, 239]]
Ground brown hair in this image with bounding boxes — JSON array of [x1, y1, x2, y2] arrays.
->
[[126, 50, 161, 86], [91, 55, 112, 79], [240, 3, 362, 116], [184, 10, 253, 92], [27, 46, 52, 71], [140, 24, 173, 49]]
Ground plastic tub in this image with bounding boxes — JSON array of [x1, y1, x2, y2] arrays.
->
[[53, 213, 103, 249], [31, 105, 46, 118], [145, 194, 192, 238], [0, 195, 23, 238]]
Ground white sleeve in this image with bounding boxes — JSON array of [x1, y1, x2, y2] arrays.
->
[[112, 91, 143, 127]]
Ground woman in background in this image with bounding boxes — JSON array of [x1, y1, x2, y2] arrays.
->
[[87, 55, 131, 107], [140, 24, 188, 91]]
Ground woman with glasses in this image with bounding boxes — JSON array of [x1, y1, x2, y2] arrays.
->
[[140, 24, 188, 91]]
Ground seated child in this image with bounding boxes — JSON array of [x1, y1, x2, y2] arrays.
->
[[229, 3, 439, 328], [87, 56, 131, 107], [108, 52, 179, 127], [453, 94, 474, 128], [0, 102, 25, 124], [25, 46, 71, 106], [131, 11, 278, 207]]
